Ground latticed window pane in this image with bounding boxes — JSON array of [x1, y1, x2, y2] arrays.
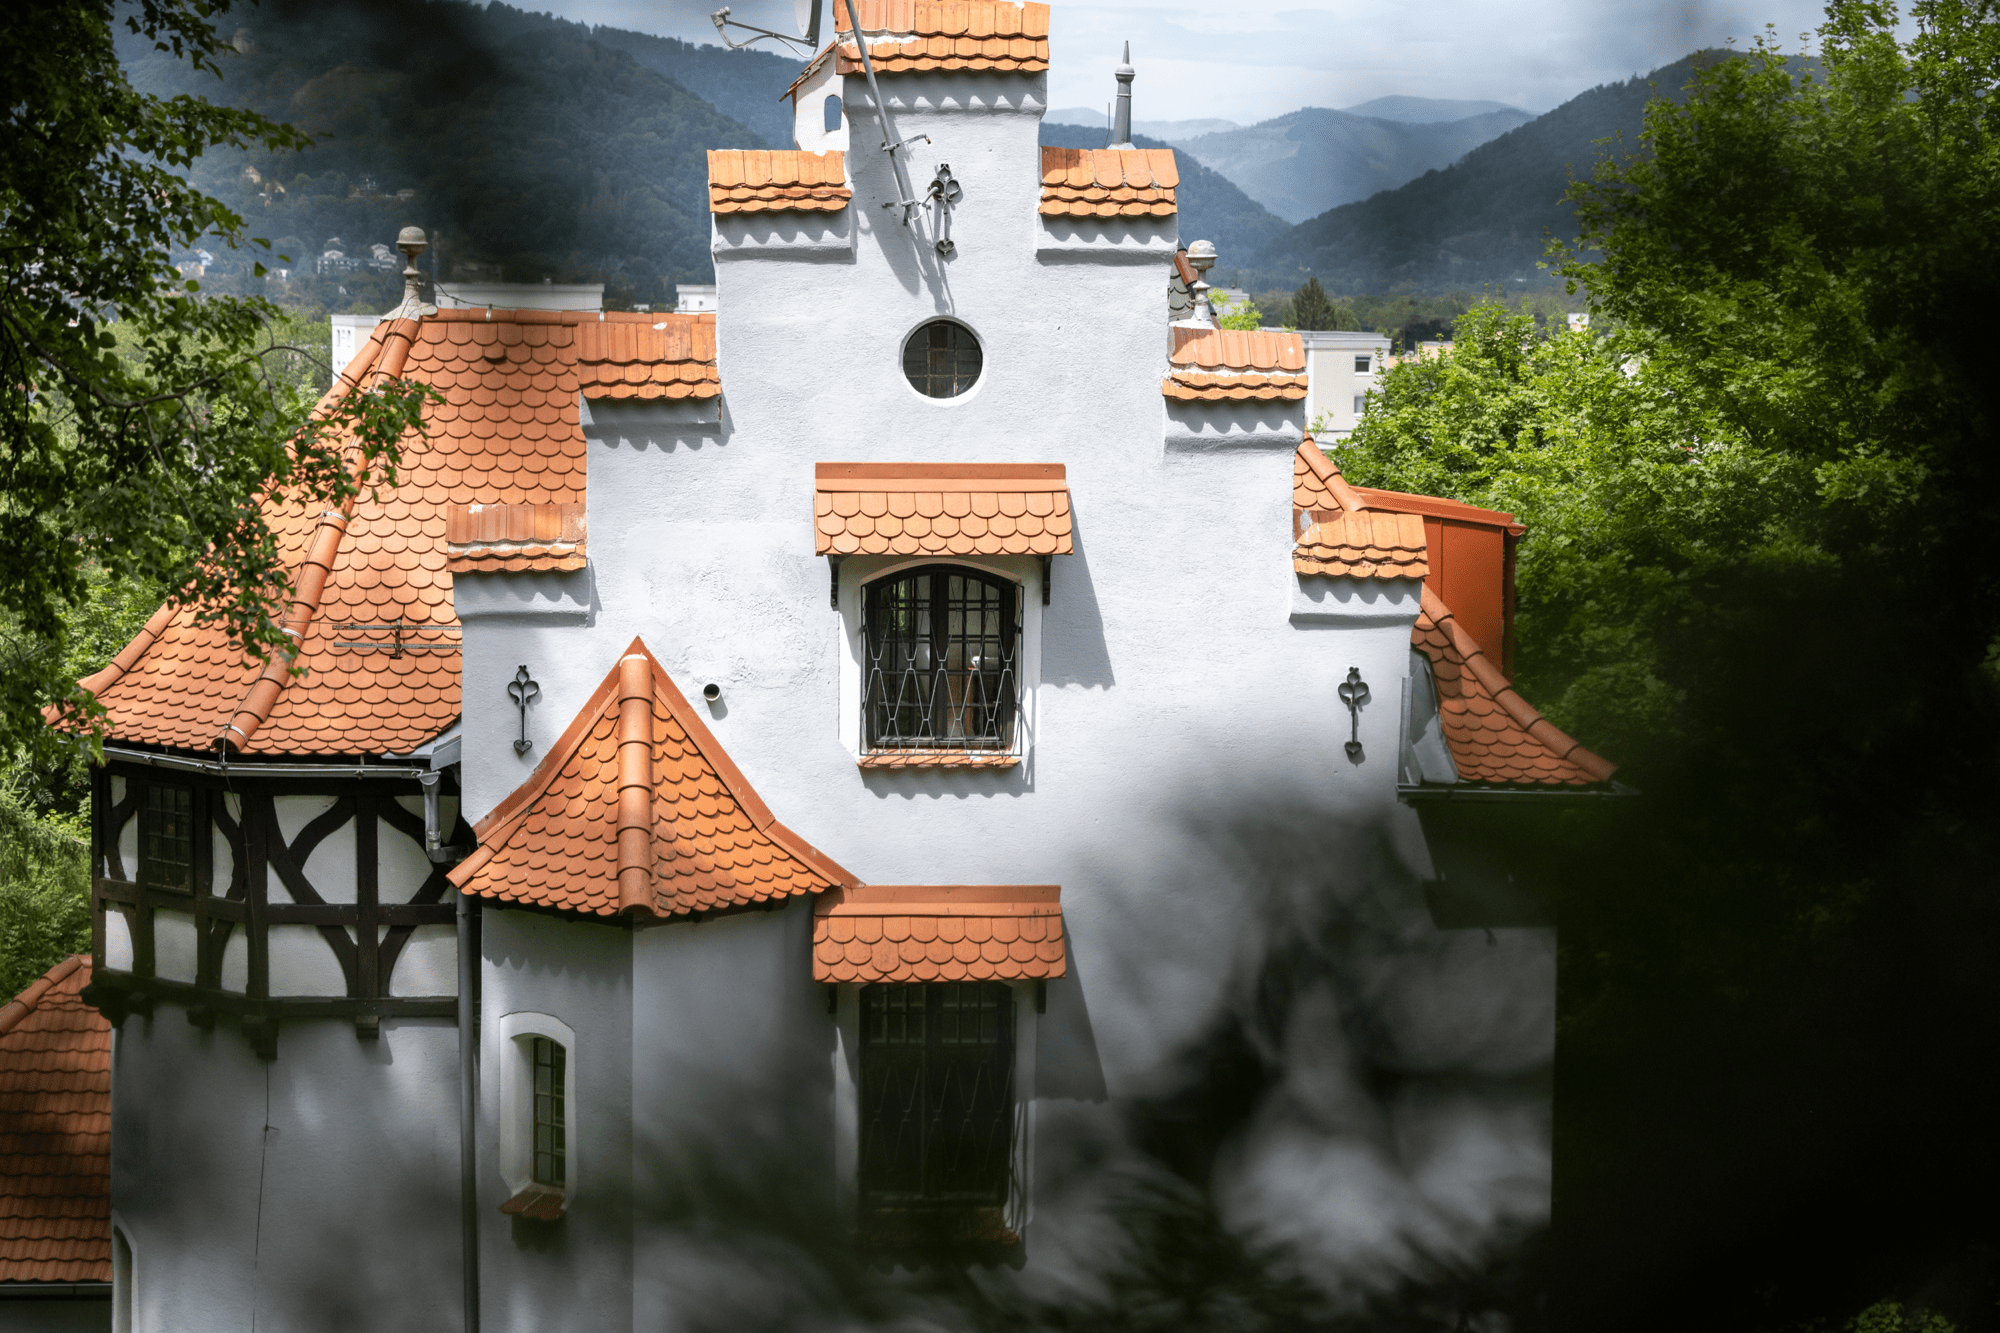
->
[[531, 1037, 566, 1188], [858, 982, 1015, 1213], [140, 784, 193, 890], [864, 567, 1018, 751], [901, 320, 982, 398]]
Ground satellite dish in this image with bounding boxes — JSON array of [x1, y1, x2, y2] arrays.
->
[[795, 0, 821, 42]]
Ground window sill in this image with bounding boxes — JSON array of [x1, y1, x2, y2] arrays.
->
[[858, 753, 1021, 770], [499, 1185, 567, 1221]]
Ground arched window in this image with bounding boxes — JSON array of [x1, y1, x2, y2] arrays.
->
[[901, 320, 982, 399], [863, 566, 1018, 751], [823, 93, 844, 134]]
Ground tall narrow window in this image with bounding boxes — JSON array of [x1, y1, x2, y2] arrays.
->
[[140, 784, 193, 890], [531, 1036, 566, 1189], [859, 982, 1016, 1242], [863, 567, 1018, 752]]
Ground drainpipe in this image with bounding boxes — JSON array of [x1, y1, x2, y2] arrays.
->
[[426, 766, 478, 1332], [458, 883, 479, 1331]]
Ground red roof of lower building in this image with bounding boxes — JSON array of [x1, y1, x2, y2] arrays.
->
[[0, 957, 109, 1285]]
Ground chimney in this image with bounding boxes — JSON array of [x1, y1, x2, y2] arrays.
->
[[1110, 43, 1135, 148]]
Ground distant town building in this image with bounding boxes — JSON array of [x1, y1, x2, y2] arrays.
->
[[1296, 329, 1391, 440], [673, 283, 717, 314]]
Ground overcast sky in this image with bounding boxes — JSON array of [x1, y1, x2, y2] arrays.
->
[[552, 0, 1834, 122]]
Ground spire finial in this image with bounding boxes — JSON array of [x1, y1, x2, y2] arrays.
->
[[1111, 43, 1135, 148]]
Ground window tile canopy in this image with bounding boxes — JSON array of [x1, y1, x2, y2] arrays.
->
[[814, 885, 1066, 984], [815, 464, 1072, 558]]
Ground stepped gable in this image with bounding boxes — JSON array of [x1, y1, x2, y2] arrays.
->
[[1291, 441, 1426, 578], [446, 502, 586, 575], [814, 885, 1067, 984], [0, 958, 110, 1285], [1295, 510, 1429, 579], [1413, 587, 1615, 786], [450, 639, 858, 920], [1165, 326, 1308, 401], [71, 308, 714, 758], [830, 0, 1049, 74], [1039, 148, 1178, 218], [814, 463, 1072, 557], [706, 151, 850, 215], [573, 312, 719, 400]]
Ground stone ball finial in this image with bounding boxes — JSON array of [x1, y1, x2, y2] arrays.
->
[[397, 225, 428, 261], [1187, 238, 1217, 274]]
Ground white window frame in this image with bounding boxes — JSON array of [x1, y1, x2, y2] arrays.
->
[[111, 1214, 135, 1333], [497, 1011, 578, 1205], [835, 555, 1043, 764], [829, 979, 1040, 1236]]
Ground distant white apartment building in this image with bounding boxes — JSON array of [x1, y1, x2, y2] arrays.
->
[[1295, 329, 1392, 440]]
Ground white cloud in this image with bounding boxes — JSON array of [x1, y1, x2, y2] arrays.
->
[[561, 0, 1834, 123]]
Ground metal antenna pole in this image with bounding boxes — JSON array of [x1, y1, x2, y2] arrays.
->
[[841, 0, 924, 224]]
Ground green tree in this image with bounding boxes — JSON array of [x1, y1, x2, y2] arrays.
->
[[0, 786, 89, 1001], [1346, 2, 2000, 1322], [1, 0, 434, 763], [1213, 291, 1264, 331], [1288, 277, 1351, 331]]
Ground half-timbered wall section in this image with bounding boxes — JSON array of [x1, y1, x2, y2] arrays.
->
[[88, 759, 468, 1054]]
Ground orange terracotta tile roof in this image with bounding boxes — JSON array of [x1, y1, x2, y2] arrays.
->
[[0, 958, 109, 1286], [1293, 438, 1373, 514], [814, 463, 1072, 557], [813, 885, 1066, 983], [830, 0, 1049, 74], [74, 308, 717, 759], [706, 150, 850, 215], [573, 312, 719, 400], [446, 502, 585, 574], [450, 638, 858, 920], [1165, 326, 1308, 401], [1038, 148, 1178, 218], [1413, 587, 1616, 787], [1294, 509, 1430, 579]]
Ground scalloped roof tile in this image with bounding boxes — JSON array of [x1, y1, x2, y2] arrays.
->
[[707, 150, 851, 215], [1165, 326, 1308, 401], [814, 463, 1072, 557], [449, 638, 859, 919], [830, 0, 1050, 74], [813, 885, 1066, 983], [0, 958, 109, 1285], [1039, 148, 1178, 218], [73, 308, 714, 758]]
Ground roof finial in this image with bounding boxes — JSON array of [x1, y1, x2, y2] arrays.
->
[[386, 225, 438, 320], [1110, 42, 1135, 149], [1178, 238, 1217, 327]]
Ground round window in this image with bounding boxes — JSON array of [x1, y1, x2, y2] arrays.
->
[[902, 319, 982, 399]]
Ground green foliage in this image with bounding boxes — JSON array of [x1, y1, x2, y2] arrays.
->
[[2, 0, 437, 764], [1213, 292, 1265, 331], [0, 785, 89, 1003], [1286, 278, 1352, 331], [1348, 4, 2000, 1320]]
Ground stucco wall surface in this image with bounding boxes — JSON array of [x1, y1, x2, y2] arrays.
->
[[109, 1016, 460, 1332], [477, 908, 633, 1333]]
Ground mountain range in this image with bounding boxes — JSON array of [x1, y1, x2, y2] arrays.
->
[[1244, 54, 1713, 293], [1046, 97, 1534, 223]]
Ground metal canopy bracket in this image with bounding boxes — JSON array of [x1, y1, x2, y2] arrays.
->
[[1039, 554, 1051, 605], [829, 555, 844, 610]]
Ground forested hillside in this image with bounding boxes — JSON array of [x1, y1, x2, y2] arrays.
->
[[588, 27, 798, 150], [1248, 54, 1711, 293], [1176, 104, 1533, 223], [1037, 123, 1290, 268], [119, 0, 774, 310]]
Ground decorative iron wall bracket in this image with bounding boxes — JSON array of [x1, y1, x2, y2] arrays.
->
[[1339, 666, 1370, 762], [509, 666, 540, 755]]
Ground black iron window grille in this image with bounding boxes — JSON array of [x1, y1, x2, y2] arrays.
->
[[864, 567, 1019, 753], [902, 319, 982, 399], [531, 1036, 567, 1188], [859, 982, 1016, 1232], [139, 783, 194, 891]]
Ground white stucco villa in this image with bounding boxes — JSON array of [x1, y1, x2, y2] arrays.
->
[[53, 2, 1616, 1328]]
